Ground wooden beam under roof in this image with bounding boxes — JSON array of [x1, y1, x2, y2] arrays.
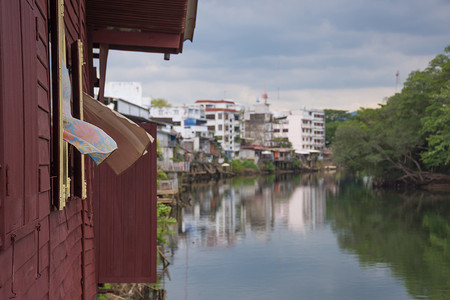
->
[[91, 29, 182, 53]]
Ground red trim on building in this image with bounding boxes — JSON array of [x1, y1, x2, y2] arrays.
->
[[195, 100, 236, 104], [205, 108, 237, 113]]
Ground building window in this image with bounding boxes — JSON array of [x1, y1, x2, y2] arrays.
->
[[282, 129, 288, 133], [218, 113, 222, 119], [218, 124, 223, 130], [208, 126, 215, 131], [206, 114, 215, 120]]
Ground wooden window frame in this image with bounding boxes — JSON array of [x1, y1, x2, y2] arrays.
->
[[50, 0, 86, 210]]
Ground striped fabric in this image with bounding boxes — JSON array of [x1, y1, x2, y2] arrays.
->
[[62, 62, 118, 164]]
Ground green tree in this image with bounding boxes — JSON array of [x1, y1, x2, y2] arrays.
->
[[151, 98, 171, 107], [420, 82, 450, 168], [333, 46, 450, 182], [324, 109, 353, 146]]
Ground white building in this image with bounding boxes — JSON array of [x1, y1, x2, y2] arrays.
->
[[149, 105, 208, 139], [104, 82, 151, 108], [194, 100, 242, 158], [273, 108, 325, 153]]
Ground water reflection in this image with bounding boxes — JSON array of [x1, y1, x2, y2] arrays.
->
[[326, 178, 450, 300], [164, 173, 450, 300], [175, 174, 332, 248]]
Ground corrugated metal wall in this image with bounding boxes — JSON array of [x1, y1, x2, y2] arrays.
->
[[94, 123, 157, 283]]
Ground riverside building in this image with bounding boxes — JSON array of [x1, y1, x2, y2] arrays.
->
[[273, 108, 325, 153], [194, 100, 242, 159]]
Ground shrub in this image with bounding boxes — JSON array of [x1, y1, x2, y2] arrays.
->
[[242, 160, 259, 171], [157, 203, 176, 245]]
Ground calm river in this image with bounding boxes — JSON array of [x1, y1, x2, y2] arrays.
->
[[161, 173, 450, 300]]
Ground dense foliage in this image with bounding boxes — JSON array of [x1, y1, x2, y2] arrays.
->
[[324, 109, 354, 146], [333, 47, 450, 183], [231, 159, 259, 173]]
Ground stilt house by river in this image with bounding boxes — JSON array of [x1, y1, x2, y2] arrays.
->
[[0, 0, 197, 298]]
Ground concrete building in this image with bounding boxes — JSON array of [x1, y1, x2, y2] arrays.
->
[[273, 108, 325, 153], [104, 82, 151, 108], [241, 93, 274, 148], [194, 100, 242, 158], [104, 97, 150, 120], [149, 105, 208, 139]]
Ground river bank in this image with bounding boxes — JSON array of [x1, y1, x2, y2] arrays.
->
[[181, 161, 326, 183]]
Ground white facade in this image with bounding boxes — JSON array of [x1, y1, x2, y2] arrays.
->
[[273, 108, 325, 153], [104, 82, 151, 108], [149, 105, 208, 140], [194, 100, 242, 157]]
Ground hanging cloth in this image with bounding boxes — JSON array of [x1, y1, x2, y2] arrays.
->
[[83, 93, 154, 175], [61, 62, 118, 164]]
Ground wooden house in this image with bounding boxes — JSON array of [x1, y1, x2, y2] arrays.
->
[[0, 0, 197, 299]]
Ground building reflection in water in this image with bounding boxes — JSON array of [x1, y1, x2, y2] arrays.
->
[[173, 173, 337, 249]]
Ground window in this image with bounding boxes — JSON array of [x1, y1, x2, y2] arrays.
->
[[218, 124, 223, 130], [207, 126, 215, 131], [282, 129, 288, 133], [218, 113, 222, 119], [206, 114, 215, 120], [274, 129, 280, 133], [51, 6, 90, 208]]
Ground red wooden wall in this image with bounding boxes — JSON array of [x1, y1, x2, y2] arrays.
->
[[1, 0, 159, 298], [94, 123, 157, 284], [0, 0, 96, 299]]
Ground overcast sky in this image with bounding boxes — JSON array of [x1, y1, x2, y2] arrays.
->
[[106, 0, 450, 112]]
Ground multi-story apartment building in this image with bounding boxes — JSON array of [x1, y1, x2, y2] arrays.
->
[[241, 94, 274, 148], [273, 108, 325, 152], [194, 100, 242, 158], [149, 105, 208, 139]]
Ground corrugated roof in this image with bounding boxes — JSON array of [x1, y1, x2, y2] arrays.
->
[[87, 0, 197, 53]]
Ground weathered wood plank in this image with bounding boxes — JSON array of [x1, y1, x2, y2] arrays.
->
[[38, 191, 50, 218], [38, 108, 50, 139], [37, 84, 49, 112], [39, 166, 51, 192]]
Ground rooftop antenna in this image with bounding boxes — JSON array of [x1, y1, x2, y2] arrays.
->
[[395, 70, 400, 93], [277, 61, 280, 101]]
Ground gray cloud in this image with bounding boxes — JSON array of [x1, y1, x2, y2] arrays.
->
[[107, 0, 450, 111]]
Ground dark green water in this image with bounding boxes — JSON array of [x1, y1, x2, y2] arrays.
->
[[162, 173, 450, 300]]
